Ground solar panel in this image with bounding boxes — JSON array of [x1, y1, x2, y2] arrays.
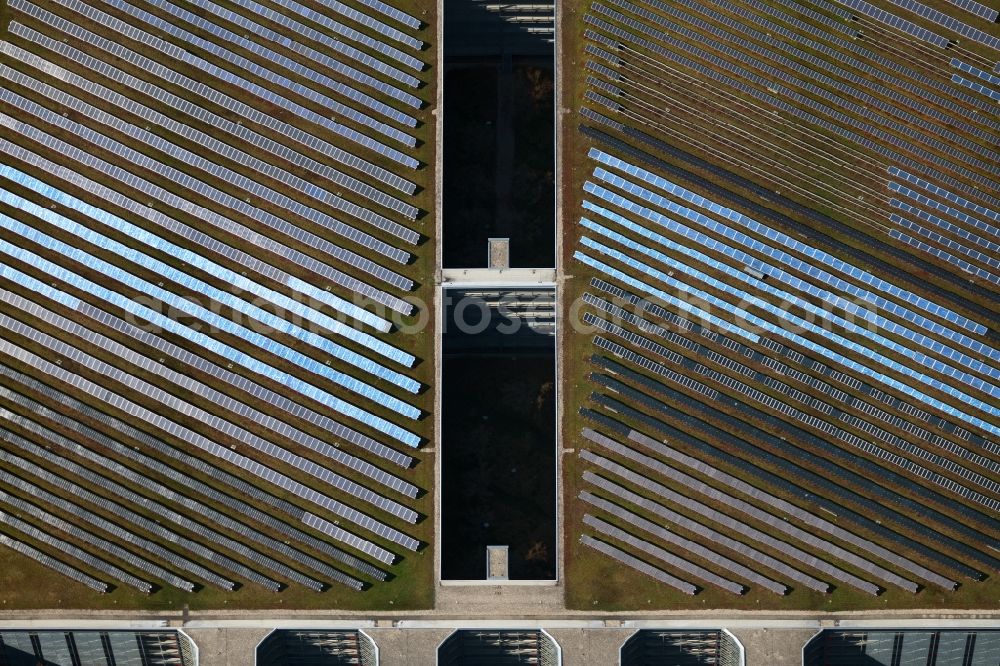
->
[[2, 164, 416, 374], [265, 0, 424, 70], [0, 468, 231, 589], [579, 534, 697, 594], [70, 0, 419, 167], [9, 2, 418, 194], [600, 0, 998, 173], [883, 0, 1000, 48], [952, 74, 1000, 101], [0, 482, 195, 591], [889, 184, 1000, 254], [0, 508, 152, 593], [624, 430, 958, 589], [581, 29, 1000, 205], [890, 213, 1000, 272], [584, 514, 745, 594], [890, 227, 1000, 287], [1, 45, 420, 224], [0, 407, 339, 591], [216, 0, 421, 87], [582, 493, 786, 594], [0, 228, 420, 452], [0, 363, 391, 578], [0, 303, 423, 539], [185, 0, 422, 109], [0, 433, 283, 591], [0, 80, 412, 265], [135, 0, 418, 147], [0, 141, 407, 322], [0, 289, 420, 508], [584, 11, 1000, 194], [581, 187, 999, 386], [0, 534, 107, 593], [0, 337, 399, 563], [582, 473, 826, 592], [832, 0, 951, 47], [889, 166, 1000, 225], [579, 236, 999, 437], [585, 370, 1000, 572], [352, 0, 421, 29], [579, 442, 882, 595]]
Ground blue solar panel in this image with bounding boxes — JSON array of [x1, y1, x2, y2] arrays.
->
[[580, 191, 1000, 388], [883, 0, 1000, 49], [587, 174, 1000, 372], [0, 221, 421, 446], [579, 215, 999, 403], [592, 150, 990, 338], [0, 166, 417, 378], [574, 244, 999, 438], [952, 74, 1000, 101], [890, 167, 1000, 226], [834, 0, 951, 47]]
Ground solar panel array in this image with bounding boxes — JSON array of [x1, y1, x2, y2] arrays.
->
[[881, 0, 1000, 50], [569, 0, 1000, 606], [0, 0, 432, 599]]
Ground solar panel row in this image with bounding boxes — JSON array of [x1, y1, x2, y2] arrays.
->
[[266, 0, 424, 71], [889, 184, 999, 250], [587, 9, 1000, 191], [580, 534, 698, 594], [2, 423, 293, 591], [603, 0, 1000, 173], [647, 0, 994, 144], [0, 109, 413, 293], [889, 167, 1000, 225], [593, 150, 993, 344], [0, 507, 152, 592], [0, 289, 419, 514], [584, 514, 746, 594], [833, 0, 951, 46], [0, 478, 196, 591], [883, 0, 1000, 49], [0, 325, 413, 560], [0, 46, 420, 226], [594, 353, 1000, 536], [890, 214, 1000, 274], [586, 174, 1000, 374], [0, 215, 420, 432], [7, 19, 416, 194], [1, 77, 412, 266], [581, 189, 999, 389], [624, 430, 958, 589], [587, 360, 999, 570], [0, 533, 107, 593], [186, 0, 422, 110], [135, 0, 417, 146], [89, 0, 420, 166], [0, 141, 408, 322], [0, 364, 391, 579], [729, 0, 998, 134], [583, 494, 786, 594], [579, 442, 880, 594], [579, 237, 999, 437], [951, 74, 1000, 101], [890, 227, 1000, 287], [0, 441, 244, 589], [225, 0, 421, 88]]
